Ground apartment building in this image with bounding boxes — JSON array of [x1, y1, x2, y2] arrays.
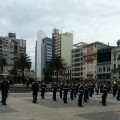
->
[[111, 41, 120, 82], [71, 42, 87, 81], [52, 29, 73, 80], [0, 33, 26, 75], [83, 42, 108, 81], [97, 47, 112, 82]]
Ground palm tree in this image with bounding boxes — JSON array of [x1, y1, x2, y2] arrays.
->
[[15, 53, 32, 82], [0, 57, 7, 73], [49, 55, 66, 83], [43, 64, 53, 82]]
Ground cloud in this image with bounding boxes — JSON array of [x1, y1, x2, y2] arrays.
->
[[0, 0, 120, 69]]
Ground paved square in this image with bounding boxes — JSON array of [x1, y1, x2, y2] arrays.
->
[[0, 92, 120, 120]]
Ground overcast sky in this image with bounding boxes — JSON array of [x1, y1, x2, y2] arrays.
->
[[0, 0, 120, 69]]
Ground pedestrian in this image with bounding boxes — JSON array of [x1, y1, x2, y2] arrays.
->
[[31, 80, 39, 103], [40, 82, 46, 99], [0, 76, 9, 105], [78, 84, 84, 107], [26, 79, 30, 88]]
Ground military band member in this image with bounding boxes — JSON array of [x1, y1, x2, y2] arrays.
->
[[101, 84, 108, 106], [52, 82, 58, 101], [70, 84, 74, 100], [40, 82, 46, 99], [59, 82, 63, 98], [63, 83, 69, 103], [116, 83, 120, 101], [78, 84, 84, 107]]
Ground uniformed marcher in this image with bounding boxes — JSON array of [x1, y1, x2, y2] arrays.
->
[[59, 82, 63, 98], [78, 84, 84, 107], [31, 80, 39, 103], [89, 82, 93, 97], [113, 82, 118, 97], [70, 84, 74, 100], [40, 82, 46, 99], [101, 84, 108, 106], [116, 83, 120, 101], [52, 82, 58, 101], [0, 77, 9, 105], [63, 83, 69, 103], [84, 84, 88, 102]]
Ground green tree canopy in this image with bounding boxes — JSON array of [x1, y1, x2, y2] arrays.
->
[[15, 53, 32, 82], [0, 57, 7, 72]]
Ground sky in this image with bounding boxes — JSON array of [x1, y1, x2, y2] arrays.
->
[[0, 0, 120, 69]]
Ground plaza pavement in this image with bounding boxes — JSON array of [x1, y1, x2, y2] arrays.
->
[[0, 92, 120, 120]]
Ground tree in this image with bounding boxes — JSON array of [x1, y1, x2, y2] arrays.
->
[[48, 55, 66, 82], [0, 57, 7, 73], [43, 65, 53, 82], [15, 53, 32, 82]]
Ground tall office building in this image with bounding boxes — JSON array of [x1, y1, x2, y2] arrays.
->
[[35, 30, 52, 81], [0, 33, 26, 74]]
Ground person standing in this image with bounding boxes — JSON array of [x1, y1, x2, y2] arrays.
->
[[40, 82, 46, 99], [78, 84, 84, 107], [101, 84, 108, 106], [84, 84, 88, 102], [31, 80, 39, 103], [113, 83, 118, 97], [59, 82, 63, 98], [116, 83, 120, 101], [63, 83, 69, 103], [0, 77, 9, 105], [52, 82, 58, 101], [70, 84, 74, 100]]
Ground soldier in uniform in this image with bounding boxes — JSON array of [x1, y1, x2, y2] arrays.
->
[[113, 82, 118, 97], [116, 83, 120, 101], [59, 82, 63, 98], [63, 83, 69, 103], [31, 80, 39, 103], [70, 84, 74, 100], [78, 83, 84, 107], [84, 84, 88, 102], [52, 82, 58, 101], [101, 84, 108, 106], [0, 77, 9, 105], [40, 82, 46, 99]]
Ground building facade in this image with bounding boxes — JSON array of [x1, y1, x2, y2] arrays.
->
[[71, 42, 87, 81], [52, 29, 73, 80], [35, 31, 52, 81], [111, 42, 120, 82], [83, 42, 108, 81], [97, 47, 112, 82], [0, 33, 26, 75]]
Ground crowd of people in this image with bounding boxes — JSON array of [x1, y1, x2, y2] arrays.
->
[[0, 78, 120, 107]]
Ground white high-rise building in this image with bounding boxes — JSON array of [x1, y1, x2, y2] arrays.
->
[[35, 30, 46, 81]]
